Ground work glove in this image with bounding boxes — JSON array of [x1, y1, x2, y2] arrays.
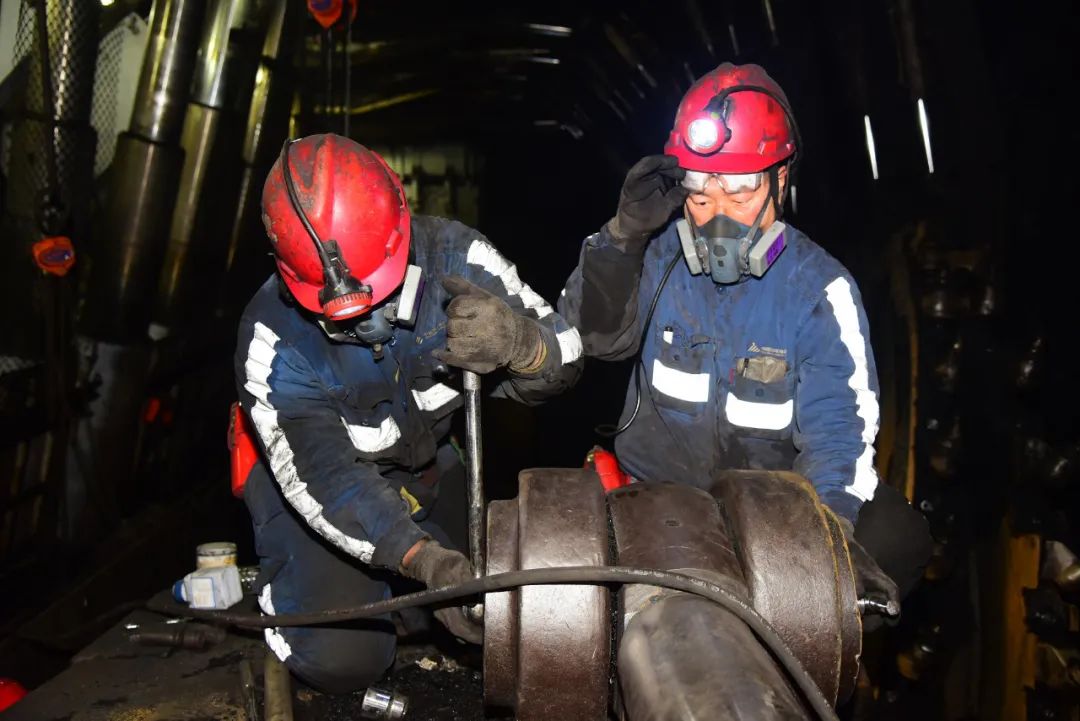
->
[[607, 154, 689, 251], [433, 276, 546, 375], [400, 540, 483, 644], [838, 517, 900, 633]]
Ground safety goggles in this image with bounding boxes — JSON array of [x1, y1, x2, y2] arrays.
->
[[681, 170, 764, 194]]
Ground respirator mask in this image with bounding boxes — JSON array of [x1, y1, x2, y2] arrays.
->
[[320, 265, 425, 357], [675, 168, 786, 284]]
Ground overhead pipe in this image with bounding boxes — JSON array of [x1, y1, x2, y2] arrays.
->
[[68, 0, 205, 545], [79, 0, 205, 341], [218, 0, 303, 317], [150, 0, 262, 339], [129, 0, 206, 143]]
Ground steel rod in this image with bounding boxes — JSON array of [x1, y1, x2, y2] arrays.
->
[[463, 370, 485, 578]]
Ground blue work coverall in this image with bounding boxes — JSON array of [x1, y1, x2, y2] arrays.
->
[[235, 215, 582, 691], [559, 218, 929, 586]]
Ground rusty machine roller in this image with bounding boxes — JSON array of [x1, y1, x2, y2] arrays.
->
[[483, 469, 862, 721], [154, 375, 860, 720]]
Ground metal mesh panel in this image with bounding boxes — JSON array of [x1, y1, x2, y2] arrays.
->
[[11, 1, 34, 67], [4, 0, 100, 230], [92, 19, 127, 176], [0, 1, 34, 180]]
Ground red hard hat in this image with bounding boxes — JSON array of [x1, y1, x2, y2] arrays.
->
[[262, 134, 411, 318], [664, 63, 797, 174]]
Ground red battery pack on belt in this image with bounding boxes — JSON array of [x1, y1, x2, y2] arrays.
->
[[227, 402, 259, 498]]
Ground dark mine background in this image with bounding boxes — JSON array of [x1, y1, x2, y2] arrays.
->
[[0, 0, 1076, 720]]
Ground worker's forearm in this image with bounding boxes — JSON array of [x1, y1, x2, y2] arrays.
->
[[577, 224, 645, 357]]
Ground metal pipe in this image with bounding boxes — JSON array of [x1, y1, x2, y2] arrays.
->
[[79, 0, 205, 341], [239, 659, 260, 721], [129, 0, 205, 143], [463, 370, 486, 578], [263, 651, 294, 721], [189, 0, 239, 108], [619, 594, 811, 720], [360, 687, 407, 720], [242, 0, 292, 164], [151, 0, 262, 337], [80, 138, 185, 340], [150, 101, 223, 339], [219, 0, 301, 315]]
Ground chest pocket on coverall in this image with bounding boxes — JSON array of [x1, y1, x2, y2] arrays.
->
[[330, 379, 403, 461], [724, 355, 795, 441], [649, 322, 713, 417]]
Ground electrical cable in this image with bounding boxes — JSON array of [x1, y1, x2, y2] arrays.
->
[[148, 565, 839, 721], [279, 140, 333, 268], [595, 250, 683, 437]]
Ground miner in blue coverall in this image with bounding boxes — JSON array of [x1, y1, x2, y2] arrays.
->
[[558, 63, 932, 623], [235, 134, 583, 692]]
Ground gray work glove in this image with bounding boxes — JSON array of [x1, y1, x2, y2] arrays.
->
[[838, 517, 900, 633], [607, 154, 689, 251], [433, 275, 546, 375], [400, 540, 483, 644]]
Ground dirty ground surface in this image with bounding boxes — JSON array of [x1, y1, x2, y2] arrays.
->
[[4, 607, 496, 721]]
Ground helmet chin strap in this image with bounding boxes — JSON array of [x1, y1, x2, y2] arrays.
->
[[743, 175, 774, 246]]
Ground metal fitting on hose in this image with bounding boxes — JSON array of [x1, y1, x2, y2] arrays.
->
[[360, 687, 407, 720]]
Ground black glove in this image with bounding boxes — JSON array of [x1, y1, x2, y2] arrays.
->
[[400, 540, 483, 644], [607, 154, 689, 251], [433, 276, 546, 375], [839, 517, 900, 633]]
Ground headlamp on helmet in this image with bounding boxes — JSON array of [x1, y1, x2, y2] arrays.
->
[[686, 116, 724, 154]]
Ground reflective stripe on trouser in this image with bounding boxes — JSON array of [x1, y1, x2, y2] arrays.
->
[[245, 452, 470, 692]]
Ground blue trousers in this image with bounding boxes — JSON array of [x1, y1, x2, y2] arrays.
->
[[244, 456, 468, 693]]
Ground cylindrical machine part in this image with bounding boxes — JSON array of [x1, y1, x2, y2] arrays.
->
[[189, 0, 240, 108], [130, 622, 227, 650], [150, 102, 223, 339], [709, 470, 862, 704], [151, 0, 264, 337], [463, 370, 486, 578], [263, 650, 294, 721], [79, 137, 185, 340], [128, 0, 206, 143], [618, 594, 810, 721], [242, 0, 291, 164], [485, 469, 862, 719], [79, 0, 205, 341], [219, 0, 301, 316], [196, 541, 238, 569], [360, 687, 407, 720], [484, 469, 612, 720]]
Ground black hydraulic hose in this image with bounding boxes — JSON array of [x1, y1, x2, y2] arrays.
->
[[148, 565, 839, 721]]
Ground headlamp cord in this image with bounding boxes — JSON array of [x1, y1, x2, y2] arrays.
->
[[595, 249, 682, 438], [596, 161, 784, 441], [280, 139, 331, 269], [280, 139, 369, 298]]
